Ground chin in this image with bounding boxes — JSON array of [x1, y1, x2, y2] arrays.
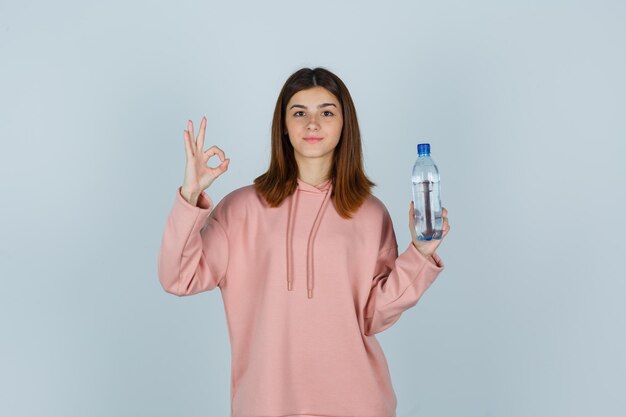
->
[[295, 150, 333, 160]]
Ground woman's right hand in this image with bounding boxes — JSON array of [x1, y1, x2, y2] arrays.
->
[[181, 116, 230, 201]]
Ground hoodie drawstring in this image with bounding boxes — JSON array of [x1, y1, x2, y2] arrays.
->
[[286, 181, 333, 299], [286, 188, 298, 292]]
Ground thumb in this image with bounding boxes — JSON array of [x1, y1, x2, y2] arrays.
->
[[216, 158, 230, 174]]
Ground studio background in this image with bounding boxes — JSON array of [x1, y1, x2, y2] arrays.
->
[[1, 0, 625, 416]]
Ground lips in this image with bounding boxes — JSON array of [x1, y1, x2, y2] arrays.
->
[[304, 137, 323, 143]]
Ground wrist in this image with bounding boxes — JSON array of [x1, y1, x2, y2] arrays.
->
[[412, 240, 433, 259], [180, 186, 201, 206]]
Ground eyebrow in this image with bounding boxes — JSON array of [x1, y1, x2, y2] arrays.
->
[[288, 103, 338, 110]]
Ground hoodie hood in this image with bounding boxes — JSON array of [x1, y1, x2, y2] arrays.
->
[[286, 178, 333, 299]]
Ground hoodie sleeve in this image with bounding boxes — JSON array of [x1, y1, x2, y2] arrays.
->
[[157, 186, 229, 296], [363, 214, 445, 336]]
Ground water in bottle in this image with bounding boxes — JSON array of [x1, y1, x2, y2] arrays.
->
[[412, 143, 443, 240]]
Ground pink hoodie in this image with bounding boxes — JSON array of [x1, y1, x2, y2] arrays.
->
[[158, 178, 445, 417]]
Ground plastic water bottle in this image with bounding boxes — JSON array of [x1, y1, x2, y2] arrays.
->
[[412, 143, 443, 240]]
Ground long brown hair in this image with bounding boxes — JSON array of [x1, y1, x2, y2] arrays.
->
[[254, 67, 375, 219]]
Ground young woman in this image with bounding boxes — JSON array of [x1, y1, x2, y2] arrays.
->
[[158, 67, 450, 417]]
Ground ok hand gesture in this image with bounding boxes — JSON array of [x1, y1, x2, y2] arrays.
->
[[181, 116, 230, 200]]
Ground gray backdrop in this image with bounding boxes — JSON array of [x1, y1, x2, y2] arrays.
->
[[1, 0, 625, 416]]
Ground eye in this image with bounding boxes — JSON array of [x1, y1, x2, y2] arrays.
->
[[322, 111, 334, 116], [293, 111, 305, 117]]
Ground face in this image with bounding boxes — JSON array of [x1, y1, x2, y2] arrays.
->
[[284, 86, 343, 167]]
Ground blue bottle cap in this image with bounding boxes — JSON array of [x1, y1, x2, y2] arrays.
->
[[417, 143, 430, 156]]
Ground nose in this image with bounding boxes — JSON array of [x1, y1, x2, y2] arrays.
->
[[306, 114, 320, 130]]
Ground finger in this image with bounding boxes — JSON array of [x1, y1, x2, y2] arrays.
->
[[184, 130, 196, 158], [442, 207, 448, 216], [188, 120, 195, 147], [183, 129, 194, 158], [205, 145, 226, 162], [197, 116, 206, 153]]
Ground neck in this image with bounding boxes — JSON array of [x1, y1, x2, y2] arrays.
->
[[295, 154, 332, 186]]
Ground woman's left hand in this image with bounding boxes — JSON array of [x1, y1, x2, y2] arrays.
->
[[409, 202, 450, 258]]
